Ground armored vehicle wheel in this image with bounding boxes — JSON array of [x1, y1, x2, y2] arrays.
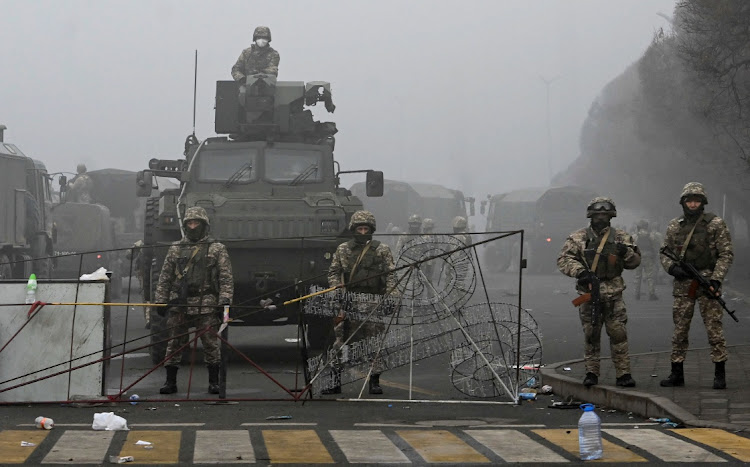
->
[[31, 235, 52, 279]]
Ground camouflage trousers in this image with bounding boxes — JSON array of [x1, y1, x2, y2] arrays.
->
[[579, 297, 631, 378], [164, 312, 221, 366], [333, 311, 386, 374], [670, 295, 727, 363], [634, 255, 656, 296]]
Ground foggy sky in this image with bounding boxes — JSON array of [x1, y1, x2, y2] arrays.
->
[[1, 0, 674, 198]]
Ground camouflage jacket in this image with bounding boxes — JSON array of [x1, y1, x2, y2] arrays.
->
[[660, 212, 733, 296], [634, 228, 659, 258], [328, 239, 397, 295], [67, 174, 93, 203], [231, 45, 280, 80], [557, 225, 641, 298], [155, 235, 234, 314]]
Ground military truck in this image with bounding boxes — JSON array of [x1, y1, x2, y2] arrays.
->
[[350, 179, 473, 232], [137, 74, 383, 362], [483, 186, 598, 273], [0, 125, 55, 279]]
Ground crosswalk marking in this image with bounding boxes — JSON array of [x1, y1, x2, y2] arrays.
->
[[42, 431, 114, 464], [262, 429, 333, 464], [194, 430, 255, 464], [533, 429, 648, 463], [465, 429, 568, 463], [672, 428, 750, 462], [605, 429, 725, 463], [0, 430, 49, 464], [119, 430, 181, 464], [397, 430, 489, 463], [329, 430, 410, 464]]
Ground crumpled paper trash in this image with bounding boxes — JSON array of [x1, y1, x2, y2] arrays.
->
[[92, 412, 129, 431], [80, 267, 109, 281]]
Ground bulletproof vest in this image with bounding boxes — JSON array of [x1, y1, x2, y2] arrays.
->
[[637, 230, 654, 254], [177, 240, 217, 297], [346, 240, 386, 294], [583, 228, 624, 280], [676, 213, 717, 270]]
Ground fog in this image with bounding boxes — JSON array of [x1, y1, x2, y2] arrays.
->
[[1, 0, 674, 198]]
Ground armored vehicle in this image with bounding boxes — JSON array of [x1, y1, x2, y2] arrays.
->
[[483, 185, 598, 273], [0, 125, 55, 279], [137, 74, 383, 361]]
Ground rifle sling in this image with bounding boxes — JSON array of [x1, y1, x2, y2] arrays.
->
[[175, 245, 202, 281], [347, 241, 374, 287], [590, 228, 611, 273], [679, 220, 700, 261]]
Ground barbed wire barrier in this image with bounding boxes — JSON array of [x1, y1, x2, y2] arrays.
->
[[0, 230, 537, 404]]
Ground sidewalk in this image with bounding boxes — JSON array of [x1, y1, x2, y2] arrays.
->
[[541, 345, 750, 431]]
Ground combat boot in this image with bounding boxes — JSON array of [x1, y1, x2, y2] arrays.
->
[[159, 366, 178, 394], [660, 362, 684, 387], [583, 372, 598, 387], [369, 374, 383, 395], [713, 361, 726, 389], [207, 364, 220, 394], [321, 368, 341, 395], [616, 373, 636, 387]]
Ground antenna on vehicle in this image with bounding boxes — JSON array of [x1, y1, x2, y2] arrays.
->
[[192, 49, 198, 137]]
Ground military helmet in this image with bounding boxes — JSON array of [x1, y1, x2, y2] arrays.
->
[[636, 219, 649, 230], [586, 197, 617, 218], [679, 182, 708, 205], [253, 26, 272, 42], [349, 210, 376, 232], [408, 214, 422, 226], [76, 163, 87, 174], [183, 206, 210, 226], [421, 218, 435, 230], [452, 216, 468, 229]]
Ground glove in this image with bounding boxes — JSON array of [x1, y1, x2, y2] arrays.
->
[[709, 280, 722, 295], [615, 243, 629, 258], [668, 264, 691, 280], [576, 270, 596, 288]]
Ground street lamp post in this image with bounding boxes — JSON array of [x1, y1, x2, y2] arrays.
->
[[540, 75, 560, 185]]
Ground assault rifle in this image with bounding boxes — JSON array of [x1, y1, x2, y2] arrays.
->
[[571, 266, 601, 326], [661, 245, 739, 322]]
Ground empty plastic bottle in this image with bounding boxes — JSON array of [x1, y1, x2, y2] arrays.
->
[[578, 403, 602, 460], [25, 274, 37, 304], [35, 416, 54, 430]]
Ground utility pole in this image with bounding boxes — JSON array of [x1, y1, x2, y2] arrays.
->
[[540, 75, 560, 185]]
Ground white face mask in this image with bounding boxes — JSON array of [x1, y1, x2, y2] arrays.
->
[[255, 39, 269, 48]]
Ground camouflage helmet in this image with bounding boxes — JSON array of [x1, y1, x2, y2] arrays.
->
[[679, 182, 708, 205], [586, 197, 617, 218], [421, 218, 435, 230], [76, 163, 87, 174], [253, 26, 272, 42], [183, 206, 210, 227], [452, 216, 468, 229], [349, 210, 376, 232], [408, 214, 422, 226]]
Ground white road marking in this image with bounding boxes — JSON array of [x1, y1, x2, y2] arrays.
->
[[42, 431, 114, 464], [605, 429, 726, 463], [194, 430, 255, 464], [330, 429, 411, 464], [466, 429, 568, 463]]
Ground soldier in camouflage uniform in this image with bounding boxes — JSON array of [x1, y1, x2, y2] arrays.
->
[[452, 216, 472, 247], [155, 207, 234, 395], [231, 26, 280, 81], [324, 210, 397, 395], [395, 214, 422, 258], [557, 197, 641, 388], [633, 219, 658, 301], [67, 163, 93, 203], [659, 182, 733, 390]]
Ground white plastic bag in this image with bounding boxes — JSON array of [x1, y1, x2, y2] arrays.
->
[[80, 267, 109, 281], [92, 412, 129, 431]]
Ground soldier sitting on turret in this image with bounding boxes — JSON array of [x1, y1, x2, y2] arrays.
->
[[231, 26, 280, 83]]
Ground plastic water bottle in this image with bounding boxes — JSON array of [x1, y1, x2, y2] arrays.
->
[[578, 403, 603, 460], [35, 416, 54, 430], [25, 273, 37, 304]]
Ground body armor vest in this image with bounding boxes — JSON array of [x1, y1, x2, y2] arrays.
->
[[676, 213, 716, 270], [346, 240, 386, 294], [178, 240, 217, 297], [583, 228, 624, 280], [637, 230, 655, 254]]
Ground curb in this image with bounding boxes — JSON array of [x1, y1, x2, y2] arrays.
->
[[540, 359, 745, 431]]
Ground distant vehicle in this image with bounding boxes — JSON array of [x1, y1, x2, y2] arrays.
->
[[0, 125, 55, 279], [350, 179, 473, 232], [136, 72, 383, 361], [483, 186, 598, 273]]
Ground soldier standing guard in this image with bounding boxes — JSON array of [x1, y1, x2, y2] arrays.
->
[[231, 26, 280, 82], [155, 207, 234, 395], [633, 220, 658, 301], [67, 163, 93, 203], [557, 197, 641, 388], [324, 210, 397, 395], [452, 216, 472, 247], [660, 182, 733, 389], [395, 214, 422, 257]]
